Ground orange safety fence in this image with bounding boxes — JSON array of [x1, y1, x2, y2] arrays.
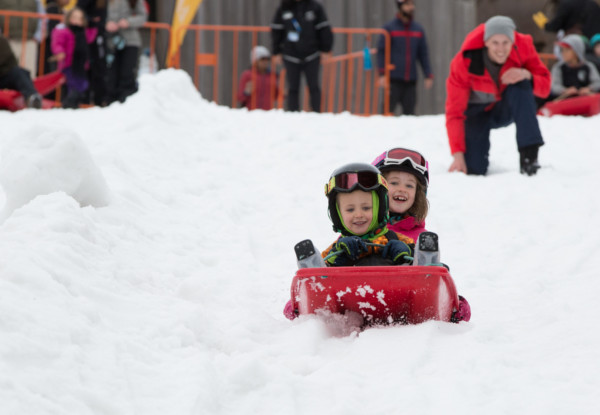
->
[[539, 52, 558, 70], [172, 24, 283, 110], [2, 9, 559, 115], [322, 28, 392, 116], [173, 24, 392, 115]]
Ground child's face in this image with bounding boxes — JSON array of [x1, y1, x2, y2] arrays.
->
[[560, 46, 578, 65], [256, 57, 270, 72], [69, 10, 85, 26], [384, 171, 417, 214], [337, 190, 373, 235], [594, 43, 600, 57]]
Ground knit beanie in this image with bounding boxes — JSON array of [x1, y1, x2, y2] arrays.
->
[[557, 34, 586, 62], [590, 33, 600, 48], [484, 16, 516, 42]]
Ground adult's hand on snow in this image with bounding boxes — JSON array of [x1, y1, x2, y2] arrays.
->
[[448, 152, 467, 174], [424, 78, 433, 90]]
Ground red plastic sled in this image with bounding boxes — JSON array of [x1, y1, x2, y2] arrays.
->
[[0, 71, 65, 111], [538, 93, 600, 117], [290, 265, 460, 325]]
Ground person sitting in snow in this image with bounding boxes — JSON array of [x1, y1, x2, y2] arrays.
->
[[320, 162, 414, 267], [0, 33, 42, 108], [283, 162, 471, 322], [371, 148, 471, 322], [549, 34, 600, 101]]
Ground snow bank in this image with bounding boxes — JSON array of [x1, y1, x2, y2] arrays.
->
[[0, 127, 110, 223], [1, 69, 599, 414]]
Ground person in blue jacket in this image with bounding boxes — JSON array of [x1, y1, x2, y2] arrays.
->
[[377, 0, 433, 115]]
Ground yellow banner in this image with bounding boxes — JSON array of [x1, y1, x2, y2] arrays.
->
[[166, 0, 203, 66]]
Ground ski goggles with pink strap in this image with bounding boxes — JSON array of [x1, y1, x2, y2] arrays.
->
[[372, 148, 429, 183]]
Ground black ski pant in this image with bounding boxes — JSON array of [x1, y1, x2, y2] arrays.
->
[[389, 79, 417, 115], [0, 66, 37, 99], [89, 31, 109, 106], [464, 80, 544, 175], [107, 46, 139, 104], [284, 56, 321, 112]]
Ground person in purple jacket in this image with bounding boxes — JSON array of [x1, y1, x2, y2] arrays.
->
[[51, 7, 94, 108], [372, 147, 428, 241]]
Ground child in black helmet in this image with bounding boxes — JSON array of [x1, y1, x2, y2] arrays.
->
[[321, 163, 414, 267]]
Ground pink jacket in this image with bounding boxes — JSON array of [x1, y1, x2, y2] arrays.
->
[[51, 24, 96, 71], [387, 216, 426, 242]]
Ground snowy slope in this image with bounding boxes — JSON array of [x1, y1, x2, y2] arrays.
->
[[1, 69, 599, 415]]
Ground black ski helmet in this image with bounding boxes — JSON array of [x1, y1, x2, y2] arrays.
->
[[325, 163, 389, 235]]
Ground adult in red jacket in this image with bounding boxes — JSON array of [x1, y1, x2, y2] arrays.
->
[[446, 16, 551, 176]]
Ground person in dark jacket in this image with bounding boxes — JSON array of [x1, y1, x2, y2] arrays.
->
[[77, 0, 109, 105], [0, 34, 42, 108], [0, 0, 38, 76], [586, 33, 600, 73], [271, 0, 333, 112], [446, 16, 551, 176], [377, 0, 433, 115], [542, 0, 600, 40]]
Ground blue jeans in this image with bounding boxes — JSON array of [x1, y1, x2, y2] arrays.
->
[[464, 81, 544, 175]]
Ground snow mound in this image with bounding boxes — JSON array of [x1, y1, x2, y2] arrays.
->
[[0, 127, 110, 222]]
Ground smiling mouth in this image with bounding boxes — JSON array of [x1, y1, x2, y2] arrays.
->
[[393, 195, 407, 202], [353, 220, 367, 227]]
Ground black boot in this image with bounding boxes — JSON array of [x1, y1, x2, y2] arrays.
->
[[62, 90, 81, 109], [519, 145, 540, 176], [26, 93, 42, 109]]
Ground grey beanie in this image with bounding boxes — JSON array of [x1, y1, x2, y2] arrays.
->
[[484, 16, 516, 42], [557, 34, 586, 62]]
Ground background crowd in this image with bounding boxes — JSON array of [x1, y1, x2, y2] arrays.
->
[[0, 0, 148, 108]]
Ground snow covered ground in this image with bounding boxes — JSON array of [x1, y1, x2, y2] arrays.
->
[[1, 69, 599, 414]]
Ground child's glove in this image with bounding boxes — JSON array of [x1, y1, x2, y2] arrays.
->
[[326, 236, 368, 265], [451, 295, 471, 323], [283, 300, 297, 320], [532, 11, 548, 30], [335, 236, 368, 259], [382, 240, 412, 264]]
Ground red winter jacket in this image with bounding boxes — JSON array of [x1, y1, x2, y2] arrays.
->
[[445, 24, 551, 154], [237, 68, 279, 111]]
